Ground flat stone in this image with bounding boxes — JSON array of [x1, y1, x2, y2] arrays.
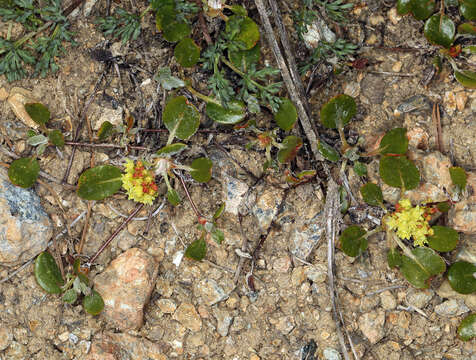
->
[[358, 310, 385, 344], [173, 303, 202, 332], [323, 348, 342, 360], [93, 248, 159, 330], [0, 326, 13, 351], [156, 298, 177, 314], [213, 308, 233, 337], [380, 291, 397, 310], [449, 171, 476, 234], [7, 87, 40, 130], [90, 103, 123, 131], [222, 174, 249, 216], [0, 87, 9, 101], [434, 299, 469, 317], [360, 74, 386, 105], [86, 332, 166, 360], [252, 187, 284, 231], [195, 278, 228, 306], [275, 315, 295, 335], [290, 211, 325, 260], [406, 289, 434, 309], [0, 168, 52, 266], [437, 280, 476, 312]]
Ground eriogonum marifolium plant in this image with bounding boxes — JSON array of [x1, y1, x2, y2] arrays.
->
[[397, 0, 476, 88], [335, 126, 476, 341]]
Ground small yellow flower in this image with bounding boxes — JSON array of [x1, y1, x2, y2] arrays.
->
[[385, 198, 434, 247], [122, 159, 158, 205]]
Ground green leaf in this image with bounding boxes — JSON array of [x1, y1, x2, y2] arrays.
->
[[379, 128, 408, 155], [320, 94, 356, 129], [155, 4, 176, 31], [379, 155, 420, 190], [163, 96, 200, 140], [400, 247, 446, 289], [184, 237, 207, 260], [27, 134, 48, 146], [73, 258, 89, 285], [458, 22, 476, 35], [174, 38, 200, 68], [274, 98, 297, 131], [167, 188, 181, 206], [448, 261, 476, 294], [162, 19, 191, 42], [8, 157, 40, 188], [77, 165, 122, 200], [226, 15, 260, 50], [277, 136, 303, 163], [228, 43, 260, 69], [458, 313, 476, 341], [24, 102, 50, 126], [156, 143, 187, 157], [211, 227, 224, 244], [387, 248, 403, 268], [397, 0, 412, 14], [437, 201, 451, 212], [34, 252, 64, 294], [427, 226, 459, 252], [353, 161, 367, 176], [228, 4, 248, 16], [206, 100, 245, 124], [83, 289, 104, 315], [424, 14, 455, 48], [213, 203, 225, 219], [339, 186, 349, 214], [48, 130, 64, 148], [339, 225, 368, 257], [410, 0, 436, 20], [190, 157, 213, 183], [97, 121, 115, 140], [155, 67, 185, 90], [360, 183, 383, 206], [62, 289, 78, 304], [449, 166, 467, 190], [460, 0, 476, 20], [454, 69, 476, 88], [445, 0, 458, 6], [317, 140, 340, 162]]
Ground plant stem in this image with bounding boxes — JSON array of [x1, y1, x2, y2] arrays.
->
[[140, 4, 153, 18], [86, 203, 145, 266], [186, 85, 220, 105], [390, 231, 417, 262], [221, 57, 268, 92], [64, 141, 149, 151], [176, 171, 203, 221]]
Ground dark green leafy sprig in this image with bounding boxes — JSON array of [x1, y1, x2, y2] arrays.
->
[[0, 39, 35, 81], [300, 39, 357, 73], [95, 8, 142, 44], [174, 0, 198, 22], [315, 0, 353, 23]]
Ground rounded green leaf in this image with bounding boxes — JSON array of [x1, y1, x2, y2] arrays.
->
[[458, 313, 476, 341], [190, 157, 212, 183], [449, 166, 467, 190], [320, 94, 356, 129], [167, 188, 181, 206], [353, 161, 367, 176], [379, 155, 420, 190], [83, 289, 104, 315], [400, 247, 446, 289], [48, 129, 64, 148], [274, 98, 297, 131], [454, 69, 476, 88], [8, 157, 40, 188], [228, 43, 260, 69], [162, 19, 191, 42], [397, 0, 412, 14], [460, 0, 476, 21], [379, 128, 408, 155], [437, 201, 451, 213], [339, 225, 368, 257], [25, 102, 50, 126], [424, 14, 455, 48], [206, 100, 245, 124], [411, 0, 436, 20], [277, 136, 303, 163], [387, 248, 403, 269], [174, 38, 200, 68], [226, 15, 260, 50], [360, 183, 383, 206], [185, 237, 207, 261], [228, 4, 248, 16], [97, 121, 115, 140], [156, 143, 187, 157], [448, 261, 476, 294], [35, 251, 64, 294], [339, 186, 349, 214], [77, 165, 122, 200], [155, 4, 175, 31], [163, 96, 200, 140], [73, 258, 89, 285], [317, 140, 340, 162], [62, 289, 78, 304], [458, 22, 476, 35], [427, 225, 459, 252]]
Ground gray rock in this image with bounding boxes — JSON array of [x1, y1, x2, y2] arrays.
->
[[360, 74, 386, 105], [290, 211, 325, 260], [252, 187, 284, 232], [434, 299, 469, 317], [0, 326, 13, 351], [358, 310, 385, 344], [323, 348, 342, 360], [406, 289, 433, 309], [213, 308, 233, 337], [195, 278, 228, 306], [222, 174, 249, 216], [0, 168, 52, 266]]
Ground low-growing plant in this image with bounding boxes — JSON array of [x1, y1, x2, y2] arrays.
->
[[397, 0, 476, 88]]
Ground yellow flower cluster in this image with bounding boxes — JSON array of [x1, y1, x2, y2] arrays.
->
[[385, 198, 434, 247], [122, 159, 158, 205]]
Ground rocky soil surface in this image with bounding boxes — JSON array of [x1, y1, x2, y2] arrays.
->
[[1, 0, 476, 359]]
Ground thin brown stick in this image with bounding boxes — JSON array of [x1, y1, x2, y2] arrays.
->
[[87, 203, 145, 266], [176, 172, 202, 220], [254, 0, 323, 162], [64, 141, 149, 151], [433, 103, 444, 153]]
